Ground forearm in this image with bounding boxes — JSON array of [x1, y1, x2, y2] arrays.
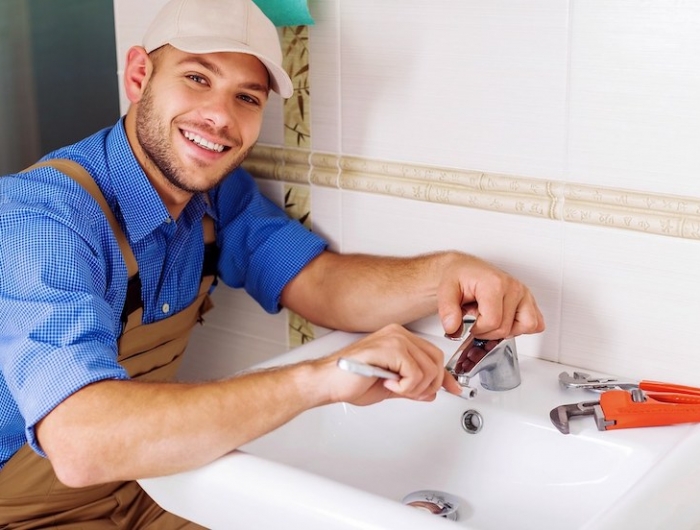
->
[[36, 363, 322, 487], [281, 250, 461, 332], [37, 324, 465, 488], [282, 249, 545, 339]]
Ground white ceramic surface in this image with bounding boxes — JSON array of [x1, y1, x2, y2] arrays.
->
[[141, 332, 700, 529]]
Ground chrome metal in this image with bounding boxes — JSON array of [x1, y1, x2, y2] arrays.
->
[[549, 400, 616, 435], [630, 388, 647, 403], [558, 371, 639, 392], [461, 409, 484, 434], [445, 317, 521, 391], [444, 314, 477, 341], [459, 385, 478, 399], [337, 358, 400, 380], [402, 490, 459, 520]]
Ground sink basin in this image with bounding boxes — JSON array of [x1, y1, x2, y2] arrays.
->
[[140, 331, 700, 529]]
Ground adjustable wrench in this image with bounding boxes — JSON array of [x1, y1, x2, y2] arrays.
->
[[558, 371, 700, 395]]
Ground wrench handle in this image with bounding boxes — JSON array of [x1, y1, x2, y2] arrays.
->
[[601, 390, 700, 430], [640, 380, 700, 397]]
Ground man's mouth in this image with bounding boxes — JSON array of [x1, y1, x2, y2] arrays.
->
[[182, 130, 227, 153]]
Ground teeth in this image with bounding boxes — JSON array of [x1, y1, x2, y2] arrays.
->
[[183, 131, 225, 153]]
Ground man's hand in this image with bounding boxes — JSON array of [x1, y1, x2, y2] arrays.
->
[[436, 253, 545, 339], [281, 250, 544, 340], [313, 324, 463, 407]]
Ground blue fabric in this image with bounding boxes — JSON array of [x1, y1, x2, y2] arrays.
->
[[0, 119, 327, 468]]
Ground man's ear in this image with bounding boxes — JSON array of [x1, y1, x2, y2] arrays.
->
[[123, 46, 152, 104]]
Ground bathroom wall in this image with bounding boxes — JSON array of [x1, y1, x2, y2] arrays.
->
[[113, 1, 700, 385]]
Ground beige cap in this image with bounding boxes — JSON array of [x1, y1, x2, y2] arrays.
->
[[142, 0, 293, 98]]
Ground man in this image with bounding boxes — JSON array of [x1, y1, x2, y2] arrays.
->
[[0, 0, 544, 527]]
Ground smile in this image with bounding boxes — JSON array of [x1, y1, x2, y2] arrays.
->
[[182, 130, 226, 153]]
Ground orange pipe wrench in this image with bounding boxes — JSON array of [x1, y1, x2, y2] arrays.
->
[[550, 386, 700, 434]]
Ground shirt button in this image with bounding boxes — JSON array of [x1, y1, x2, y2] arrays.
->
[[162, 303, 170, 314], [165, 217, 172, 224]]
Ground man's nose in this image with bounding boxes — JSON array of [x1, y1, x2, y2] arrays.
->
[[200, 93, 237, 130]]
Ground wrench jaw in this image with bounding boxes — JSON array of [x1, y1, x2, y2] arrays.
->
[[549, 401, 615, 435], [591, 403, 617, 432], [558, 371, 638, 392]]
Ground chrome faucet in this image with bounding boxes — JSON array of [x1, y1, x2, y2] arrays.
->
[[445, 316, 521, 394]]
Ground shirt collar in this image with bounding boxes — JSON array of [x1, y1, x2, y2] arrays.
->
[[106, 120, 215, 243]]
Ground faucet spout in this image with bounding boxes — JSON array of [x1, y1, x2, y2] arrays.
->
[[445, 317, 521, 392]]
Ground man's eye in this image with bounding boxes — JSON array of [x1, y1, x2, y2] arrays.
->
[[238, 94, 259, 105], [187, 74, 207, 85]]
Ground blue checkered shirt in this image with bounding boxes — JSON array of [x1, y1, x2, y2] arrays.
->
[[0, 119, 327, 468]]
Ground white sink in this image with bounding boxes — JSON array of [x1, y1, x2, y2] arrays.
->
[[140, 331, 700, 529]]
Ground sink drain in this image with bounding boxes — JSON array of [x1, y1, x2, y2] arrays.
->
[[402, 490, 459, 520], [461, 409, 483, 434]]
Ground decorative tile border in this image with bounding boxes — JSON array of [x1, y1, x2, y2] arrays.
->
[[282, 25, 314, 348], [243, 146, 700, 241], [563, 185, 700, 240], [282, 26, 311, 149]]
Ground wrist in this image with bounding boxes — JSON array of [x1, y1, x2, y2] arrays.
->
[[287, 357, 337, 408]]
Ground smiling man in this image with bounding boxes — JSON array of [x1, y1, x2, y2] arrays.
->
[[0, 0, 544, 527]]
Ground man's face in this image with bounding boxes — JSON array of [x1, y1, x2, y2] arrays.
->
[[135, 46, 270, 194]]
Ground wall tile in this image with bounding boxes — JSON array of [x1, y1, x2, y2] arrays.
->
[[310, 185, 342, 251], [307, 0, 341, 153], [179, 287, 289, 380], [338, 0, 569, 179], [560, 222, 700, 385], [568, 0, 700, 196], [112, 0, 166, 111], [258, 94, 285, 145]]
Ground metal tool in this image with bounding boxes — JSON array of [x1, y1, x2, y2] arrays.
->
[[336, 358, 400, 380], [558, 371, 700, 396], [550, 387, 700, 434]]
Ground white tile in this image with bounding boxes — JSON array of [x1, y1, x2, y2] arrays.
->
[[179, 325, 288, 380], [113, 0, 165, 71], [560, 223, 700, 385], [113, 0, 165, 113], [568, 0, 700, 196], [115, 72, 129, 115], [255, 178, 286, 209], [202, 286, 289, 343], [178, 287, 290, 380], [338, 0, 569, 179], [258, 91, 285, 145], [308, 0, 341, 153], [310, 186, 342, 252]]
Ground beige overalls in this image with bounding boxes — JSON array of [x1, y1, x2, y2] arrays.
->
[[0, 160, 213, 529]]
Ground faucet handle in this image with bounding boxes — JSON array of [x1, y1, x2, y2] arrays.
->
[[444, 314, 478, 341], [444, 315, 521, 392]]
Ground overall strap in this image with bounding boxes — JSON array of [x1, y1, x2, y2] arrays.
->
[[24, 160, 138, 280], [21, 159, 140, 324], [21, 159, 218, 328]]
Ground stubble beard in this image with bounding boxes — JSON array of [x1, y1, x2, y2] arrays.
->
[[135, 84, 251, 194]]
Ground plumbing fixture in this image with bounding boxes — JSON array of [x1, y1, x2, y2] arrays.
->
[[402, 490, 459, 520], [445, 316, 521, 394], [461, 410, 484, 434]]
